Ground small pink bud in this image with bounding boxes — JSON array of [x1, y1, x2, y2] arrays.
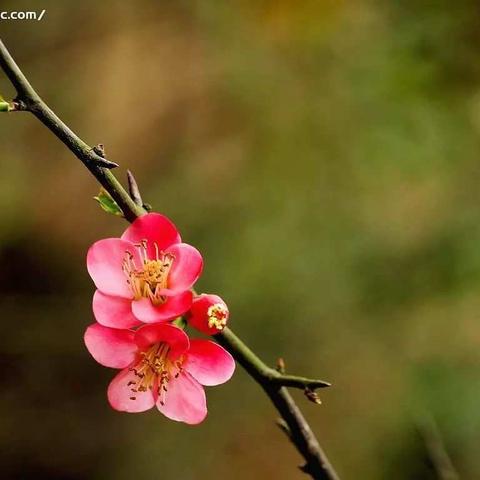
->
[[188, 294, 229, 335]]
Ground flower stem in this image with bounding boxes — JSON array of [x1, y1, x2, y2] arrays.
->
[[0, 38, 340, 480]]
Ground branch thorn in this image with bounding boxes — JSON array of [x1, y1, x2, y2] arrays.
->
[[276, 418, 291, 438], [127, 170, 143, 207], [93, 143, 105, 157], [94, 156, 119, 169], [90, 144, 118, 169], [304, 388, 322, 405], [276, 357, 286, 373]]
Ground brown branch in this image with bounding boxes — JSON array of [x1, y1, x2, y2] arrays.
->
[[0, 38, 340, 480], [217, 328, 339, 479], [415, 414, 459, 480]]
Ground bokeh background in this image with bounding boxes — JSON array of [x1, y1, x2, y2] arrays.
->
[[1, 1, 480, 478]]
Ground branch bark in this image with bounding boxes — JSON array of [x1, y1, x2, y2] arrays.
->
[[0, 39, 339, 480]]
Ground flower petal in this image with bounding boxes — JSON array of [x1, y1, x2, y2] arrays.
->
[[156, 371, 207, 425], [87, 238, 137, 298], [93, 290, 141, 329], [134, 323, 189, 359], [131, 291, 193, 324], [159, 243, 203, 295], [84, 323, 137, 368], [121, 213, 181, 257], [107, 368, 155, 413], [185, 340, 235, 386]]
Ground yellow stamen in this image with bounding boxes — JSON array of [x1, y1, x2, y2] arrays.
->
[[127, 342, 184, 402], [207, 303, 228, 331], [122, 240, 175, 305]]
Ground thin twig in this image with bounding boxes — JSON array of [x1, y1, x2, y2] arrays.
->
[[271, 373, 330, 390], [415, 413, 459, 480], [0, 38, 339, 480]]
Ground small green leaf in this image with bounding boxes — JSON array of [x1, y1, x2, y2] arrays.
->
[[172, 317, 187, 329], [94, 188, 124, 217], [0, 95, 10, 112]]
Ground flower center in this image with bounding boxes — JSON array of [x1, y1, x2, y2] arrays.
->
[[123, 240, 175, 305], [207, 303, 228, 331], [127, 342, 183, 403]]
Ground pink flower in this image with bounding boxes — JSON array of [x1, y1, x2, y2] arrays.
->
[[188, 294, 229, 335], [87, 213, 203, 327], [84, 322, 235, 424]]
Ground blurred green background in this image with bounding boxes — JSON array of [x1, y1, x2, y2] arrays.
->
[[1, 1, 480, 478]]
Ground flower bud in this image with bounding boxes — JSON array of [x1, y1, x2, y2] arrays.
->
[[188, 294, 229, 335]]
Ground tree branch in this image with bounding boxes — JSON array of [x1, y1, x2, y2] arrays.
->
[[0, 38, 339, 480], [0, 40, 140, 216], [415, 413, 459, 480], [216, 328, 330, 391], [217, 328, 339, 479]]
